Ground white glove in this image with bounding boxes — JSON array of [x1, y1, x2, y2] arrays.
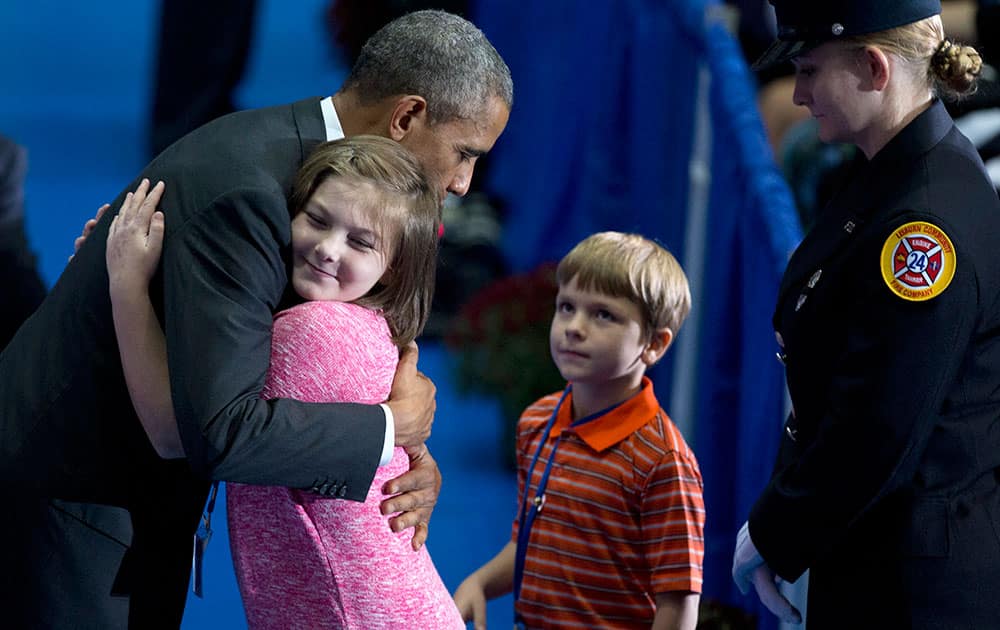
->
[[732, 521, 802, 624], [732, 521, 762, 594]]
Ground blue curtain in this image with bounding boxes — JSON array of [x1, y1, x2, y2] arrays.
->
[[474, 0, 803, 626]]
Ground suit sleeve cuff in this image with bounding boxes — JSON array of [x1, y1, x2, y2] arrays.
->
[[378, 403, 394, 466]]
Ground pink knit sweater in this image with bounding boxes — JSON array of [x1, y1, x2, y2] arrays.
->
[[226, 301, 462, 629]]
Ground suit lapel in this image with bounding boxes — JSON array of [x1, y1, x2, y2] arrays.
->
[[290, 97, 327, 161]]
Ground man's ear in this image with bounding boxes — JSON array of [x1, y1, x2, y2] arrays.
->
[[642, 328, 674, 367], [862, 45, 891, 91], [388, 95, 428, 141]]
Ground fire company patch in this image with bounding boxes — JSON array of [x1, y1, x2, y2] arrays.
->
[[880, 221, 956, 301]]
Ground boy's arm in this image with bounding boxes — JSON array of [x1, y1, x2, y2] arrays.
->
[[652, 592, 699, 630], [453, 540, 516, 628], [106, 180, 184, 459]]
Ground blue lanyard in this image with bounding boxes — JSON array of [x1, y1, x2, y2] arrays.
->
[[512, 386, 625, 606]]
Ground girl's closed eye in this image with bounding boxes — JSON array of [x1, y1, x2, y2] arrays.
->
[[306, 211, 327, 227], [350, 234, 377, 250]]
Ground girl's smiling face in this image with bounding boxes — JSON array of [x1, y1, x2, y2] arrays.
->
[[290, 177, 393, 303]]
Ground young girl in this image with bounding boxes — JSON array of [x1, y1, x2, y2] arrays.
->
[[105, 135, 464, 629]]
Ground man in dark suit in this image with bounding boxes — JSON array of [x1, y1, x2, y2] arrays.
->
[[0, 10, 512, 628]]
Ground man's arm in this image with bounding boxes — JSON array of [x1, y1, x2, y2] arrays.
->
[[73, 182, 437, 521], [161, 186, 387, 495]]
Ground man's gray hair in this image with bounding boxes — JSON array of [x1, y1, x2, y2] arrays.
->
[[342, 10, 513, 125]]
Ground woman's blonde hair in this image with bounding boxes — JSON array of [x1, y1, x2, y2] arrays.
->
[[556, 232, 691, 341], [289, 135, 441, 347], [850, 15, 982, 99]]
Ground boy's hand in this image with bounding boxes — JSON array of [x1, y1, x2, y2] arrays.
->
[[106, 179, 166, 296], [453, 574, 488, 629]]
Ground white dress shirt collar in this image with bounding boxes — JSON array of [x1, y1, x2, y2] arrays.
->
[[320, 96, 345, 141]]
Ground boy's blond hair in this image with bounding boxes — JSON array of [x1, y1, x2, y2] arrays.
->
[[556, 231, 691, 340]]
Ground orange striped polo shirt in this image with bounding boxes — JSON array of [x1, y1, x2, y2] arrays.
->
[[512, 377, 705, 628]]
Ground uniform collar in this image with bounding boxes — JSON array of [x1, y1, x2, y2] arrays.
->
[[552, 377, 659, 452], [863, 98, 951, 194], [836, 99, 952, 223]]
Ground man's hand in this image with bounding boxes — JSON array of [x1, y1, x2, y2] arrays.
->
[[387, 342, 436, 447], [380, 443, 441, 551], [732, 521, 801, 624]]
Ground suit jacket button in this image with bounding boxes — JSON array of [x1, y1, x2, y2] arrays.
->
[[336, 485, 347, 497]]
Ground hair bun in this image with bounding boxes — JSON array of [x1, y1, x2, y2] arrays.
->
[[931, 38, 982, 96]]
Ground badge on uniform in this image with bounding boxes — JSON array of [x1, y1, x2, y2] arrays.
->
[[880, 221, 956, 301]]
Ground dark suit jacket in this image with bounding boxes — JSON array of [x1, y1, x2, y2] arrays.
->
[[0, 98, 385, 625], [0, 97, 383, 500], [750, 100, 1000, 628]]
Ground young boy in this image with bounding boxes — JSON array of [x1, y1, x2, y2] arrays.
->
[[453, 231, 705, 629]]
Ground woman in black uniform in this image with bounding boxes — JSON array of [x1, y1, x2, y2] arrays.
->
[[732, 1, 1000, 627]]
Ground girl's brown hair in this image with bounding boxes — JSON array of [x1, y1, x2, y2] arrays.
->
[[290, 135, 441, 347]]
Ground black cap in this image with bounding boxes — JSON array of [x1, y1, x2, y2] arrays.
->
[[752, 0, 942, 71]]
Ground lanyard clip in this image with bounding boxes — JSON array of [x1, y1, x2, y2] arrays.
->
[[533, 494, 546, 513], [192, 481, 220, 599]]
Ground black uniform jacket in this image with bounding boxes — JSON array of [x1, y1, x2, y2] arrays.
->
[[0, 97, 384, 504], [750, 100, 1000, 627]]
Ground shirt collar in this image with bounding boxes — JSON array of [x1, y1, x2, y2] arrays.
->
[[552, 377, 659, 452], [320, 96, 345, 141]]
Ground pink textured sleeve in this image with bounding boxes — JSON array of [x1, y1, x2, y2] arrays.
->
[[263, 301, 398, 405]]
